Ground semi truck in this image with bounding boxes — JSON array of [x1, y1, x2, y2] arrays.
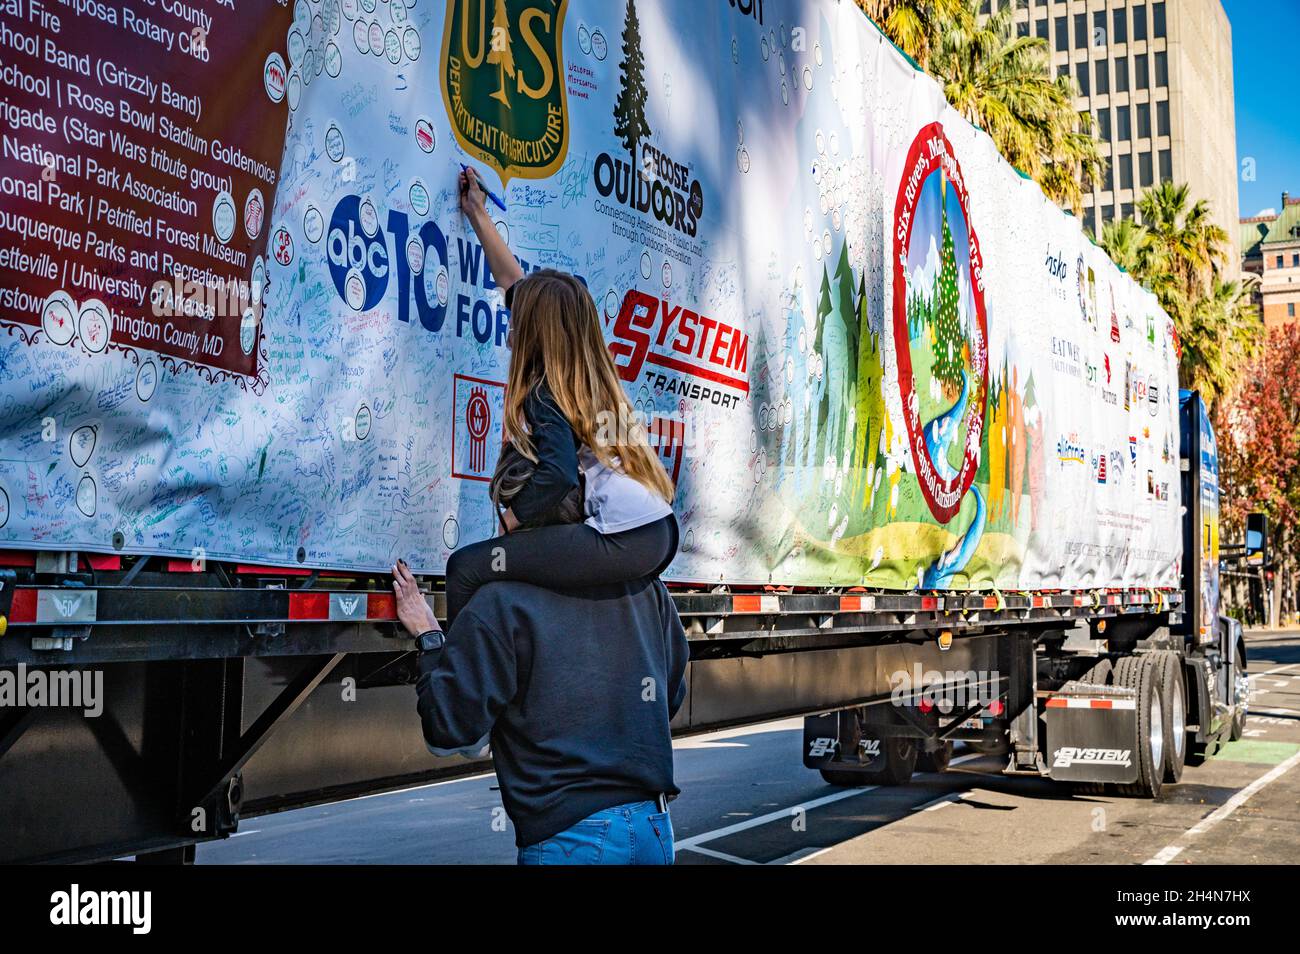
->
[[0, 390, 1257, 862], [0, 1, 1259, 862]]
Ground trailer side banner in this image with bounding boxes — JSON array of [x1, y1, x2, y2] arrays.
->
[[0, 0, 1181, 588]]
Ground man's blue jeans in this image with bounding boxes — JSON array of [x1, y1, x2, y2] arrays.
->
[[517, 800, 675, 865]]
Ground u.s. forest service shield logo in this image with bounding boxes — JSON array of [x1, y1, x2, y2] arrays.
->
[[441, 0, 570, 186]]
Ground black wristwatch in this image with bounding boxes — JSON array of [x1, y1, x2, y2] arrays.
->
[[414, 629, 445, 652]]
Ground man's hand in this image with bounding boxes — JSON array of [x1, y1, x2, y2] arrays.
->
[[392, 559, 440, 638]]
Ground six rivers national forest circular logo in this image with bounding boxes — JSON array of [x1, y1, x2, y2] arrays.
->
[[892, 122, 989, 526]]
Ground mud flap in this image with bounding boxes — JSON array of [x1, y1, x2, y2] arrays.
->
[[1044, 683, 1140, 784], [803, 712, 843, 769]]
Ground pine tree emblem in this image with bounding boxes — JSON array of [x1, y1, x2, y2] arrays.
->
[[931, 175, 966, 399], [613, 0, 652, 159], [488, 0, 515, 108]]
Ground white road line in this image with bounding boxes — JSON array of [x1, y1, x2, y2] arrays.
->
[[789, 846, 835, 865], [770, 846, 832, 865], [1184, 749, 1300, 836], [1145, 845, 1185, 866], [675, 786, 879, 849], [326, 770, 496, 806], [1144, 747, 1300, 865], [674, 717, 805, 745], [678, 844, 759, 865], [676, 751, 987, 855], [1249, 663, 1300, 680], [913, 791, 969, 812]]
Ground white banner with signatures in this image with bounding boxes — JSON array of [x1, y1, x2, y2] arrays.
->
[[0, 0, 1180, 589]]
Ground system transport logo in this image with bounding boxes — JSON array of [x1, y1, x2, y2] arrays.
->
[[610, 289, 749, 409]]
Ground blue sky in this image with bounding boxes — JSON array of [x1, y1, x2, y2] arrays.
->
[[1223, 0, 1300, 217]]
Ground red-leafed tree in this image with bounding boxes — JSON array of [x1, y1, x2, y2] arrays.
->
[[1215, 322, 1300, 624]]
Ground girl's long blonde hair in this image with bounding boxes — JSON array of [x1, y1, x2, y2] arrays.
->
[[503, 270, 675, 504]]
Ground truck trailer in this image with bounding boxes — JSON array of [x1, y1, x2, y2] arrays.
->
[[0, 0, 1256, 862]]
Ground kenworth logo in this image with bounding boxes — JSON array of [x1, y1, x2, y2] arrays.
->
[[1052, 746, 1132, 768]]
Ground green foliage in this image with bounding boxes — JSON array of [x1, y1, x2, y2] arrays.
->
[[930, 199, 966, 394], [857, 0, 1102, 215], [1216, 322, 1300, 614], [613, 0, 651, 158], [1100, 182, 1262, 408], [855, 0, 968, 70]]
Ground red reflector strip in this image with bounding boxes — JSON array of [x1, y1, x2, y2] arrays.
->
[[983, 596, 998, 609], [367, 592, 397, 620], [85, 555, 120, 570], [166, 559, 204, 573], [1107, 594, 1121, 605], [1073, 595, 1085, 606], [8, 589, 36, 623], [1032, 596, 1047, 608], [1046, 697, 1137, 710], [732, 594, 778, 613], [235, 564, 314, 576], [288, 592, 330, 620], [839, 595, 862, 612], [921, 596, 938, 611]]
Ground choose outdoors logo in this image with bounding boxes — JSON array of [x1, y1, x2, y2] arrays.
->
[[591, 0, 704, 238], [892, 122, 988, 524], [440, 0, 569, 185]]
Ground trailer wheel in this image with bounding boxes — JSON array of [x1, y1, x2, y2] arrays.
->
[[819, 738, 917, 787], [1079, 657, 1114, 685], [1113, 654, 1164, 798], [917, 740, 953, 773], [1155, 651, 1187, 784], [819, 767, 874, 787], [1230, 644, 1247, 742]]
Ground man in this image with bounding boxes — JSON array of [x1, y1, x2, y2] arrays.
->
[[391, 560, 689, 865]]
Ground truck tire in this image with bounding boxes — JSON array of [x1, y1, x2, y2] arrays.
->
[[1155, 651, 1187, 784], [1079, 657, 1114, 686], [819, 738, 917, 787], [1230, 644, 1247, 742], [917, 740, 953, 773], [1112, 654, 1164, 798]]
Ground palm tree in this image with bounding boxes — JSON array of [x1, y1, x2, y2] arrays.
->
[[1177, 277, 1261, 403], [856, 0, 969, 70], [1103, 182, 1260, 406], [1137, 181, 1229, 293], [1099, 217, 1175, 300], [877, 0, 1103, 215]]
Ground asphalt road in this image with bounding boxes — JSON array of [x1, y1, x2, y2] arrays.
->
[[200, 630, 1300, 865]]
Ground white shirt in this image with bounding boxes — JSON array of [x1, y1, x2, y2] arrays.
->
[[579, 446, 674, 534]]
